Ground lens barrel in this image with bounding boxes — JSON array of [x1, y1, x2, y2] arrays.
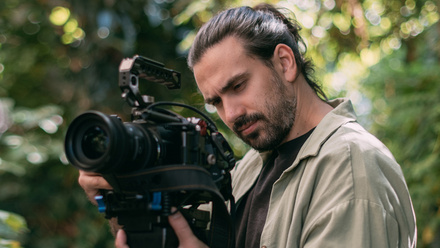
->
[[64, 111, 158, 174]]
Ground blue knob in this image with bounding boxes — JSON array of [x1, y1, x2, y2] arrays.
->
[[151, 192, 162, 211], [95, 195, 106, 213]]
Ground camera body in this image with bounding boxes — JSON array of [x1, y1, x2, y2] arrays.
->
[[64, 56, 235, 248]]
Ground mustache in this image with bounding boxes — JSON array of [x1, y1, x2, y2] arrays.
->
[[233, 113, 265, 133]]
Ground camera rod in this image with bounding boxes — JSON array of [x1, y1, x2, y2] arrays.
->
[[119, 55, 181, 108]]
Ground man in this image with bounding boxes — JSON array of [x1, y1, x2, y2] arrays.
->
[[79, 4, 417, 247]]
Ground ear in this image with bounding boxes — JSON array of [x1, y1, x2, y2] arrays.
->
[[272, 44, 299, 83]]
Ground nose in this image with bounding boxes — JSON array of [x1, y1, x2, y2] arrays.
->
[[221, 96, 246, 126]]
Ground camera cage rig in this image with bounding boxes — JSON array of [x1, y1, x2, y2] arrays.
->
[[86, 55, 236, 248], [119, 55, 180, 107], [118, 55, 220, 133]]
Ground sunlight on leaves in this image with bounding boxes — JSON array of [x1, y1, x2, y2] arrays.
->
[[49, 6, 70, 26], [0, 210, 28, 242]]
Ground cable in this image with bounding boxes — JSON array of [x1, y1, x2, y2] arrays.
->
[[146, 101, 218, 132]]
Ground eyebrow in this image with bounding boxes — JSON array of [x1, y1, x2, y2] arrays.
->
[[204, 72, 249, 104]]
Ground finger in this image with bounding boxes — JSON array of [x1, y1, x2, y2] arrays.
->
[[78, 170, 112, 204], [168, 209, 208, 248], [78, 170, 112, 192], [168, 210, 193, 240], [78, 170, 112, 190], [115, 229, 130, 248]]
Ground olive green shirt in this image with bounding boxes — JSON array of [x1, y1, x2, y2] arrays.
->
[[231, 98, 417, 248]]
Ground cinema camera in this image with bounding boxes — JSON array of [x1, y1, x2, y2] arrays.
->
[[64, 55, 236, 248]]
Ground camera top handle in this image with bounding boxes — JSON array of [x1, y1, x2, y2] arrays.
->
[[119, 55, 181, 108]]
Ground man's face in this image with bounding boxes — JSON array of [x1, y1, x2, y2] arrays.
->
[[193, 37, 297, 151]]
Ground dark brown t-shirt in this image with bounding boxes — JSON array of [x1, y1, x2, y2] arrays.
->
[[235, 128, 314, 248]]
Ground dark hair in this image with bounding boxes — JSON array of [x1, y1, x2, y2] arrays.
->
[[187, 3, 327, 100]]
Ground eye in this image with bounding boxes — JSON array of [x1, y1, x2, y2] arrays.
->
[[234, 81, 245, 91], [210, 97, 222, 107]]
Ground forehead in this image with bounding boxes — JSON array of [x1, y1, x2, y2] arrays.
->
[[194, 36, 248, 71], [193, 37, 254, 95]]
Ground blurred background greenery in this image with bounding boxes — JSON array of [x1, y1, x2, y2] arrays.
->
[[0, 0, 439, 247]]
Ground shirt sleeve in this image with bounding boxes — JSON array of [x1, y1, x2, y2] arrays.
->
[[302, 199, 402, 248]]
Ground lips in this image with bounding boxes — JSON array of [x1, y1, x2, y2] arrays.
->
[[236, 120, 257, 136], [233, 113, 264, 136]]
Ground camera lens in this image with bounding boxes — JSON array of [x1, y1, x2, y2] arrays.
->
[[64, 111, 159, 174], [82, 126, 109, 159]]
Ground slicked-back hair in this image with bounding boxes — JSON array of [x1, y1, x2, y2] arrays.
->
[[187, 3, 327, 100]]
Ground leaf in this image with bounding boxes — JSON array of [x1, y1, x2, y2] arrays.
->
[[0, 210, 28, 241], [0, 239, 22, 248]]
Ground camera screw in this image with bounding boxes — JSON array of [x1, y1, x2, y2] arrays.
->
[[207, 154, 216, 165]]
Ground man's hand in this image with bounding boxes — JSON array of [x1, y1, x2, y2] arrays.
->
[[77, 171, 208, 247], [77, 170, 112, 205], [115, 209, 209, 248], [115, 229, 129, 248], [167, 209, 208, 248]]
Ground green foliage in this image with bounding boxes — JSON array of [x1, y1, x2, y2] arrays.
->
[[0, 210, 28, 248], [363, 30, 440, 246]]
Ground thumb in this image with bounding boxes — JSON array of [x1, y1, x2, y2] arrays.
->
[[168, 209, 208, 248], [115, 229, 130, 248]]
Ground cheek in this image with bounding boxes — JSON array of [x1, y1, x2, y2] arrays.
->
[[249, 89, 268, 111]]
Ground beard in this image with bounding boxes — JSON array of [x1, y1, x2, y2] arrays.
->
[[232, 71, 297, 152]]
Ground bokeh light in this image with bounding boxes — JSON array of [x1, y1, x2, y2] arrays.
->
[[49, 6, 70, 26]]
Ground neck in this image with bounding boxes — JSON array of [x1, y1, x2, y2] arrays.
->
[[284, 75, 333, 142]]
